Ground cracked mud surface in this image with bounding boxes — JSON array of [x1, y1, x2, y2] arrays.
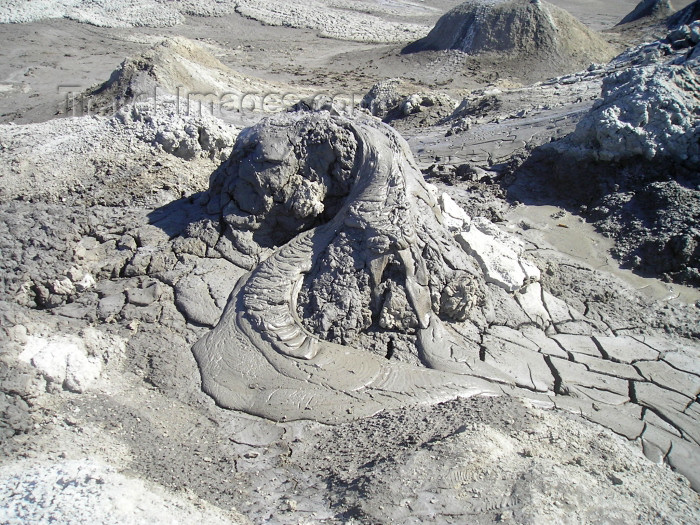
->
[[1, 1, 700, 523]]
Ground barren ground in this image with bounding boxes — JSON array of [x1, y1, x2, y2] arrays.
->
[[1, 1, 699, 524]]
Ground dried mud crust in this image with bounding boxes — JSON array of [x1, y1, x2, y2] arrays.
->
[[2, 362, 699, 525], [299, 396, 700, 524]]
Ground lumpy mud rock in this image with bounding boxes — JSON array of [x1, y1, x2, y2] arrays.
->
[[566, 64, 700, 166], [667, 0, 700, 27]]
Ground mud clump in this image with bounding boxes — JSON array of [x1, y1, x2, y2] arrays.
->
[[567, 65, 699, 166], [403, 0, 614, 68], [360, 79, 456, 128], [205, 113, 360, 253], [193, 110, 551, 423]]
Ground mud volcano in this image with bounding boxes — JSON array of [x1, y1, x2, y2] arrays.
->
[[193, 110, 548, 423], [192, 112, 700, 493], [617, 0, 674, 25], [84, 36, 287, 116], [403, 0, 613, 65]]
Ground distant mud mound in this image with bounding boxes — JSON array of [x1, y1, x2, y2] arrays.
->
[[82, 37, 290, 115], [617, 0, 674, 26], [87, 37, 230, 111], [403, 0, 613, 66]]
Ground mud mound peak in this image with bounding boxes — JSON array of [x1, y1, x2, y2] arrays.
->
[[403, 0, 613, 65], [668, 0, 700, 26], [617, 0, 675, 26]]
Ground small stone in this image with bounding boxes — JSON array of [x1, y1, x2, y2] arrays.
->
[[126, 281, 162, 307], [609, 474, 623, 486]]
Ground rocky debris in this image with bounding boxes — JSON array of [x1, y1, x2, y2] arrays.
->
[[565, 62, 699, 166], [509, 32, 700, 285], [457, 217, 539, 292], [117, 103, 236, 161], [446, 90, 502, 129], [361, 79, 456, 127], [0, 98, 237, 204], [667, 20, 700, 49], [401, 93, 454, 118], [403, 0, 614, 70], [611, 19, 700, 67], [361, 78, 406, 118], [617, 0, 675, 26], [17, 328, 124, 394]]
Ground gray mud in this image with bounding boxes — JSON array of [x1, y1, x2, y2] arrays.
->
[[1, 2, 700, 524]]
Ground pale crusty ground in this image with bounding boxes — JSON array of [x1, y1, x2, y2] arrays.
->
[[1, 1, 699, 524]]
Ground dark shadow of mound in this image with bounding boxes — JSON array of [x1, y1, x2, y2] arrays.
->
[[401, 37, 435, 54], [146, 191, 215, 239], [505, 146, 700, 287]]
